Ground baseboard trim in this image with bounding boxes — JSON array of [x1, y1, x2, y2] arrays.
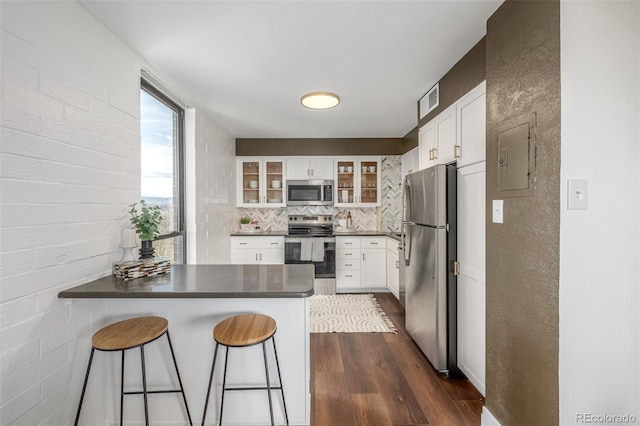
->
[[481, 407, 501, 426]]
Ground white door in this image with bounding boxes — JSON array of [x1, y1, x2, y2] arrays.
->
[[434, 103, 456, 164], [286, 159, 311, 180], [231, 249, 260, 264], [259, 248, 284, 265], [361, 249, 387, 288], [456, 81, 486, 167], [418, 122, 436, 170], [456, 162, 486, 395], [309, 158, 334, 180]]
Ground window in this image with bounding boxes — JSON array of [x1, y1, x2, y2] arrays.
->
[[140, 79, 185, 263]]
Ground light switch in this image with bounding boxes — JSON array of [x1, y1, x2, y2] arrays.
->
[[492, 200, 504, 223], [567, 179, 588, 210]]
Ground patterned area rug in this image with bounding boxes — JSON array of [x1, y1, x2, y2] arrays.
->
[[309, 294, 397, 333]]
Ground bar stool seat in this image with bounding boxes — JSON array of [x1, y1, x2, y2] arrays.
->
[[202, 314, 288, 426], [75, 316, 192, 426], [213, 313, 276, 347], [92, 316, 169, 350]]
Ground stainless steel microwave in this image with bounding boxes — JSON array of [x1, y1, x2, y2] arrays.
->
[[286, 180, 333, 206]]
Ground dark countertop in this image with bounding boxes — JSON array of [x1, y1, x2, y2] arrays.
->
[[230, 231, 287, 236], [335, 231, 402, 241], [58, 264, 315, 299], [230, 230, 401, 241]]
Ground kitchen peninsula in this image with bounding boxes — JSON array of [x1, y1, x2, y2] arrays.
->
[[59, 264, 314, 425]]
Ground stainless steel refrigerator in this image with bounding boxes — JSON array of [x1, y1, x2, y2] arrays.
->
[[402, 164, 459, 376]]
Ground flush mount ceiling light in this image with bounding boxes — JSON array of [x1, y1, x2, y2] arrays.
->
[[300, 92, 340, 110]]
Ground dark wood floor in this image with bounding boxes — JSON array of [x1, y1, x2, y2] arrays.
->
[[310, 293, 484, 426]]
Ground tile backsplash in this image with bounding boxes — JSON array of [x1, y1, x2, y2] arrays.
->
[[237, 156, 403, 232]]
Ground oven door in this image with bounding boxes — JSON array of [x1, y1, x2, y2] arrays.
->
[[284, 237, 336, 278]]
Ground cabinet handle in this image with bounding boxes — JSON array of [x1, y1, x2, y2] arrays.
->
[[362, 253, 365, 261], [240, 242, 248, 245], [255, 253, 258, 261], [345, 242, 352, 245], [345, 263, 352, 267], [260, 253, 263, 261], [396, 260, 399, 269], [345, 274, 352, 278], [270, 242, 279, 245], [433, 147, 438, 160], [454, 144, 460, 159], [370, 242, 378, 245], [310, 168, 314, 176], [345, 252, 352, 256], [428, 148, 433, 161], [453, 260, 460, 276]]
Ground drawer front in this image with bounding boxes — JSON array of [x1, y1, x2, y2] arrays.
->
[[231, 236, 283, 249], [336, 270, 361, 289], [336, 237, 361, 249], [361, 237, 386, 249], [336, 248, 361, 261], [336, 259, 360, 271]]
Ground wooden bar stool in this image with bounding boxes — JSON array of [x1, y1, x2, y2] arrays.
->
[[202, 314, 288, 426], [74, 316, 192, 426]]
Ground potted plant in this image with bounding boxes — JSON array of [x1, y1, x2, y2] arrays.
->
[[239, 215, 252, 231], [129, 200, 163, 259]]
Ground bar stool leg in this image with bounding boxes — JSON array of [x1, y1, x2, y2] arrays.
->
[[202, 343, 219, 426], [74, 347, 95, 426], [272, 336, 289, 425], [165, 331, 193, 425], [262, 342, 275, 426], [140, 346, 149, 426], [120, 350, 125, 426], [218, 347, 229, 426]]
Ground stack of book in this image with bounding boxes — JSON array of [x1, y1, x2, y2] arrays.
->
[[113, 258, 171, 281]]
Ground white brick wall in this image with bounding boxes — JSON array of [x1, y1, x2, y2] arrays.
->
[[191, 110, 236, 264], [1, 2, 138, 424], [1, 2, 238, 424]]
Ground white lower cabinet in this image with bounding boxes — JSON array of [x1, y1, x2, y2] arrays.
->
[[230, 236, 284, 264], [386, 238, 400, 298], [336, 236, 387, 291]]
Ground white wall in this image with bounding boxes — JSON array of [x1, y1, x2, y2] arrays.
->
[[190, 110, 236, 264], [560, 1, 640, 424], [0, 1, 236, 424]]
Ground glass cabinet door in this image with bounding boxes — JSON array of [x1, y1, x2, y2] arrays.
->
[[265, 161, 284, 205], [241, 161, 261, 205], [359, 160, 379, 205], [336, 160, 356, 204]]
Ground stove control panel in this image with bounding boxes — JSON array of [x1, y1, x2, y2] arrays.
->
[[288, 215, 333, 224]]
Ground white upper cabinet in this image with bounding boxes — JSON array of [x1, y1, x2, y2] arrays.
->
[[417, 81, 486, 169], [434, 103, 457, 164], [456, 81, 486, 167], [286, 158, 334, 180], [401, 147, 419, 178], [237, 158, 286, 208], [334, 157, 381, 207], [418, 121, 436, 170]]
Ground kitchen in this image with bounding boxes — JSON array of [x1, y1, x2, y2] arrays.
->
[[1, 1, 639, 426]]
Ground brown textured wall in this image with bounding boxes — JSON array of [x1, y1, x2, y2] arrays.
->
[[485, 1, 560, 425], [402, 126, 418, 153], [418, 37, 486, 128], [236, 138, 403, 156]]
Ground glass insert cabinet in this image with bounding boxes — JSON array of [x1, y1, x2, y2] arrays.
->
[[335, 157, 381, 207], [237, 158, 286, 207]]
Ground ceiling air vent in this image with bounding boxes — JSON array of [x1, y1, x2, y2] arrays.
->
[[419, 83, 439, 120]]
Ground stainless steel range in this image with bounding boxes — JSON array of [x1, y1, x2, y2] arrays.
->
[[285, 215, 336, 294]]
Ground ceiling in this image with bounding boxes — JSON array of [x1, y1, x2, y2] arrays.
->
[[80, 1, 502, 139]]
